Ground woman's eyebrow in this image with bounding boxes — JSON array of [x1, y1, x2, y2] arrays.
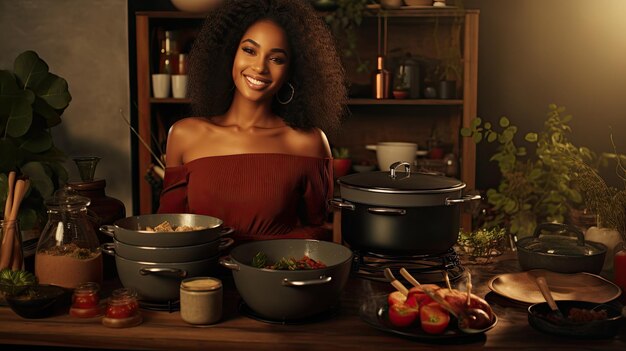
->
[[241, 38, 289, 57]]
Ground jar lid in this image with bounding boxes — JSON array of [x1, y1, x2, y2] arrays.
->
[[45, 186, 91, 210], [181, 277, 222, 291]]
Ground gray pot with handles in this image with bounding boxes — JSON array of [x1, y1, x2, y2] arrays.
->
[[100, 213, 233, 247], [101, 236, 234, 263]]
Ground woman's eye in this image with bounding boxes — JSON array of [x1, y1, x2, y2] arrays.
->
[[242, 47, 255, 55], [271, 57, 286, 65]]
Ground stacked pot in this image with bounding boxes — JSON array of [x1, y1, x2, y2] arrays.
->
[[100, 213, 233, 302]]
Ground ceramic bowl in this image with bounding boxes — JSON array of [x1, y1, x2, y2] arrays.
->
[[528, 300, 623, 339], [6, 284, 70, 319]]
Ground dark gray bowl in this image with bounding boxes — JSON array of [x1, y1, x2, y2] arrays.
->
[[6, 285, 70, 319], [528, 300, 623, 339], [100, 213, 232, 247], [220, 239, 353, 320]]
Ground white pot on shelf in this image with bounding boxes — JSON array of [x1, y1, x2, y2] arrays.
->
[[170, 0, 221, 13]]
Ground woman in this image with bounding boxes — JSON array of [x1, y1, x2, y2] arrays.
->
[[158, 0, 347, 243]]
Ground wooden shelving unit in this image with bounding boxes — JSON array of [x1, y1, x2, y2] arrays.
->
[[133, 9, 479, 230]]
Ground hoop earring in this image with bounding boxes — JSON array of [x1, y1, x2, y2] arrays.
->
[[276, 82, 295, 105]]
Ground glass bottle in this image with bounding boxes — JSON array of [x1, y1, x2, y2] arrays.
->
[[159, 30, 179, 74], [372, 55, 390, 99], [35, 187, 103, 289], [614, 242, 626, 302]]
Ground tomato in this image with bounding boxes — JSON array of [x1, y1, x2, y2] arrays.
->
[[387, 291, 407, 307], [72, 294, 99, 309], [387, 303, 418, 327], [419, 302, 450, 334], [406, 286, 436, 310]]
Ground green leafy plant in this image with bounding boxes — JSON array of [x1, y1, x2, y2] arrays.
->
[[332, 147, 350, 159], [0, 51, 71, 229], [324, 0, 371, 74], [457, 227, 507, 261], [433, 0, 464, 82], [0, 268, 38, 296], [461, 104, 599, 238]]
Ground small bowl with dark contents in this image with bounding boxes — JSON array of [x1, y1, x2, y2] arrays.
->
[[528, 300, 623, 339]]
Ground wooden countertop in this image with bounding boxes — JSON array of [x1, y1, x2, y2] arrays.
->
[[1, 255, 625, 350]]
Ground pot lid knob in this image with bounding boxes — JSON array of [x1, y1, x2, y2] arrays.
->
[[389, 161, 411, 179]]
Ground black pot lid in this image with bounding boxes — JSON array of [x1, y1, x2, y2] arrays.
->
[[519, 236, 605, 256], [338, 170, 465, 194]]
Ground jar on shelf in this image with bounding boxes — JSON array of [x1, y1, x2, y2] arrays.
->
[[159, 30, 180, 74], [69, 282, 103, 318], [34, 187, 103, 289], [102, 288, 142, 328]]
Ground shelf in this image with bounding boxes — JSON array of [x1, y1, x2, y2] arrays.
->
[[135, 11, 206, 19], [150, 97, 191, 104], [348, 98, 463, 106]]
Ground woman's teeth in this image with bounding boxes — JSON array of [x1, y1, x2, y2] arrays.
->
[[246, 76, 269, 88]]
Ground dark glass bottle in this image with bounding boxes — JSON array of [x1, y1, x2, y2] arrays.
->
[[372, 55, 390, 99]]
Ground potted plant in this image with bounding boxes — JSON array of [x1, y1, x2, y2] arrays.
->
[[0, 51, 71, 230], [460, 104, 604, 239], [332, 147, 352, 179]]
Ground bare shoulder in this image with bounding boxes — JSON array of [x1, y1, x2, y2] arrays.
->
[[285, 128, 331, 158], [165, 117, 213, 166]]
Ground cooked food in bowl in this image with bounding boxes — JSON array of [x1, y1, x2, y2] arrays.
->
[[251, 252, 327, 270], [145, 220, 206, 233], [220, 239, 353, 320]]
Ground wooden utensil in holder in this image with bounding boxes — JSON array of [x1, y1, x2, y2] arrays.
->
[[0, 171, 30, 270]]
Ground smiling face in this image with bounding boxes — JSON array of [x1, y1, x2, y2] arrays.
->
[[232, 19, 291, 104]]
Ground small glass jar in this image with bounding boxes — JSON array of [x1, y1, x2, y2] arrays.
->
[[180, 277, 222, 325], [70, 282, 102, 318], [102, 288, 142, 328]]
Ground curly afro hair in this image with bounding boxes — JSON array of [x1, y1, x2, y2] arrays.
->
[[188, 0, 347, 134]]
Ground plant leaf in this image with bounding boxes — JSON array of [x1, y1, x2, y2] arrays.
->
[[525, 133, 538, 142], [473, 132, 483, 143], [470, 117, 482, 128], [499, 117, 510, 127], [33, 73, 71, 110], [19, 130, 53, 153], [33, 96, 62, 127], [487, 131, 498, 142], [460, 127, 472, 137], [0, 139, 19, 171], [13, 51, 49, 90], [20, 161, 54, 198]]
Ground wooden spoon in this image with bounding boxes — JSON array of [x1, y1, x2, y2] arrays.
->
[[535, 276, 566, 322]]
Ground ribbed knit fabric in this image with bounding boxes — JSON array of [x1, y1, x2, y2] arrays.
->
[[158, 154, 333, 242]]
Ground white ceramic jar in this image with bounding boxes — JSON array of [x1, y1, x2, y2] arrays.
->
[[180, 277, 222, 325]]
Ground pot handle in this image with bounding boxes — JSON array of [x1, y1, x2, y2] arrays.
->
[[101, 243, 116, 256], [533, 222, 586, 245], [218, 237, 235, 252], [367, 207, 407, 216], [282, 276, 332, 287], [219, 256, 240, 271], [329, 198, 355, 211], [139, 267, 187, 278], [445, 194, 482, 205], [218, 226, 235, 237], [389, 162, 411, 179], [99, 224, 115, 238]]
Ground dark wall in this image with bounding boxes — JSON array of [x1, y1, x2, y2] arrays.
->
[[465, 0, 626, 189]]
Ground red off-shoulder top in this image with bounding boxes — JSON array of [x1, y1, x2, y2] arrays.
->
[[157, 154, 333, 242]]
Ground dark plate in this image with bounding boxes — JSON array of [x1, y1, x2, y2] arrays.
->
[[359, 294, 497, 342], [528, 300, 623, 339]]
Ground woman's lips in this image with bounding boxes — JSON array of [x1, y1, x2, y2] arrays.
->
[[244, 75, 270, 90]]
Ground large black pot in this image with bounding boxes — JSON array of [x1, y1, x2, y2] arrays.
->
[[219, 239, 353, 320], [331, 162, 480, 255]]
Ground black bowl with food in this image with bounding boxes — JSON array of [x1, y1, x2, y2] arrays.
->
[[220, 239, 353, 321], [6, 284, 70, 319], [528, 300, 623, 339]]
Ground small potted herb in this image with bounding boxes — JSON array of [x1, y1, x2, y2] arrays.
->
[[332, 147, 352, 179]]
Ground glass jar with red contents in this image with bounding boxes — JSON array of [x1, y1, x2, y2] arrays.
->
[[69, 282, 103, 318], [102, 288, 142, 328], [614, 242, 626, 303]]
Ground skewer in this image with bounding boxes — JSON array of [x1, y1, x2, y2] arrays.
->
[[466, 271, 472, 308], [443, 271, 453, 291], [399, 268, 422, 288], [384, 268, 409, 296]]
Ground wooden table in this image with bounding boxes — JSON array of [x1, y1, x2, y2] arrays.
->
[[1, 255, 624, 350]]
